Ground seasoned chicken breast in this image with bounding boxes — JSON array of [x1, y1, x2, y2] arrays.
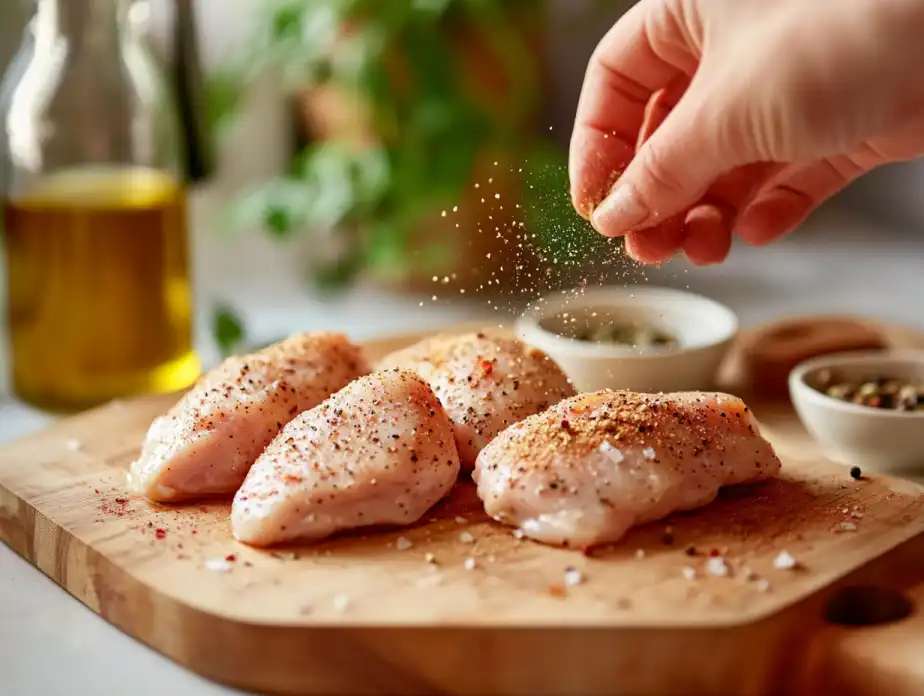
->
[[377, 332, 575, 468], [474, 389, 782, 548], [231, 369, 460, 547], [130, 332, 369, 502]]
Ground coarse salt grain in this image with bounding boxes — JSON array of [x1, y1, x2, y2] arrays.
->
[[459, 531, 475, 544], [395, 537, 413, 551], [837, 522, 858, 532], [463, 557, 477, 571], [454, 516, 467, 524], [773, 551, 798, 570], [682, 566, 697, 580], [642, 447, 656, 460], [563, 567, 584, 586], [599, 440, 624, 464], [756, 579, 772, 592], [706, 556, 729, 577], [332, 595, 350, 612], [204, 558, 232, 573], [512, 529, 525, 540]]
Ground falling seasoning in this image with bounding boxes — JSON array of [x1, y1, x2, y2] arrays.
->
[[463, 557, 477, 571], [458, 531, 475, 544], [395, 536, 413, 551], [563, 567, 585, 587]]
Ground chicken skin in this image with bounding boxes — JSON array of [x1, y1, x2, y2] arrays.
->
[[377, 333, 575, 468], [474, 389, 782, 548], [130, 332, 369, 502], [231, 369, 460, 547]]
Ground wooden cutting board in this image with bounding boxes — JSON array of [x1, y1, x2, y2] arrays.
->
[[1, 317, 924, 696]]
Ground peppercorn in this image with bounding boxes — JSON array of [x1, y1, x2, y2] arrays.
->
[[850, 466, 863, 480]]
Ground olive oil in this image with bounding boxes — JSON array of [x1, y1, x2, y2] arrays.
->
[[3, 167, 201, 412]]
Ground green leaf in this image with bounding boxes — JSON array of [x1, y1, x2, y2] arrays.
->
[[212, 303, 247, 358]]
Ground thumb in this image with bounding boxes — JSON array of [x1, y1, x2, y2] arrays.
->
[[590, 80, 744, 237]]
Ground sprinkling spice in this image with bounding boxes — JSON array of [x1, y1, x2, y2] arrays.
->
[[204, 558, 233, 573], [634, 548, 646, 560], [681, 566, 696, 580], [706, 556, 730, 577], [548, 584, 567, 597], [563, 567, 585, 586], [459, 531, 475, 544], [850, 466, 863, 481], [463, 557, 477, 571], [154, 528, 167, 540], [332, 595, 350, 612], [395, 536, 413, 551], [773, 550, 798, 570], [225, 554, 237, 562], [836, 522, 858, 533]]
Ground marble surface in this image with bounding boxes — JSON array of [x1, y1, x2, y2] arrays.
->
[[2, 209, 923, 695]]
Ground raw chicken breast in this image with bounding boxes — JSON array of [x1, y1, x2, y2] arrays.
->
[[474, 389, 782, 548], [377, 332, 575, 468], [231, 369, 460, 547], [130, 332, 369, 502]]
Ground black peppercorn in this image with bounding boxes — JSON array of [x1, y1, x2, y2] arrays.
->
[[850, 466, 863, 480]]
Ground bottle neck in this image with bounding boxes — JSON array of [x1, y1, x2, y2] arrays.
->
[[33, 0, 133, 51]]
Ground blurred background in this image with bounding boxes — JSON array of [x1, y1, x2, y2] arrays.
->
[[1, 0, 922, 423]]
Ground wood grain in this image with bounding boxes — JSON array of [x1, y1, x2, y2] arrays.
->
[[1, 318, 923, 695]]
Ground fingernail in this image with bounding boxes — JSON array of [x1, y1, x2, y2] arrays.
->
[[591, 184, 650, 236]]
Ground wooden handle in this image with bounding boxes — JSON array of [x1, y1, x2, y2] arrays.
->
[[799, 555, 924, 696]]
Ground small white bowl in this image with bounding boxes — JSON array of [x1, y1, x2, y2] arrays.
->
[[789, 351, 924, 474], [515, 286, 738, 393]]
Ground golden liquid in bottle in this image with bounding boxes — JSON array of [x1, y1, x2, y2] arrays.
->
[[3, 167, 201, 412]]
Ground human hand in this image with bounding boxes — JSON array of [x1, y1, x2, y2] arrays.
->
[[569, 0, 924, 265]]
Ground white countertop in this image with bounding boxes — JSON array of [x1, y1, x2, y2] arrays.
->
[[2, 207, 923, 695]]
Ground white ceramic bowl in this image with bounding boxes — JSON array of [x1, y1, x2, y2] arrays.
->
[[515, 286, 738, 393], [789, 351, 924, 474]]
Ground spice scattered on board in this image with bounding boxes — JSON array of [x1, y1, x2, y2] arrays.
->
[[815, 370, 923, 411]]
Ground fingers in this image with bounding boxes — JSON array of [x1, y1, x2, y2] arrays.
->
[[681, 205, 732, 265], [590, 72, 744, 238], [736, 155, 869, 245], [569, 0, 695, 219]]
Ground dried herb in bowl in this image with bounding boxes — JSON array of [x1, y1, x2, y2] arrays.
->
[[814, 370, 924, 411]]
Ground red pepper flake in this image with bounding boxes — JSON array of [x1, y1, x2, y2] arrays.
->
[[548, 584, 566, 597], [225, 554, 237, 562], [114, 497, 128, 504], [579, 544, 595, 557], [191, 530, 198, 535], [154, 528, 167, 540], [94, 489, 100, 494], [708, 548, 720, 557]]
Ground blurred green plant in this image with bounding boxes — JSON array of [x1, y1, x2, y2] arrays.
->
[[213, 0, 619, 287], [204, 0, 626, 352]]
